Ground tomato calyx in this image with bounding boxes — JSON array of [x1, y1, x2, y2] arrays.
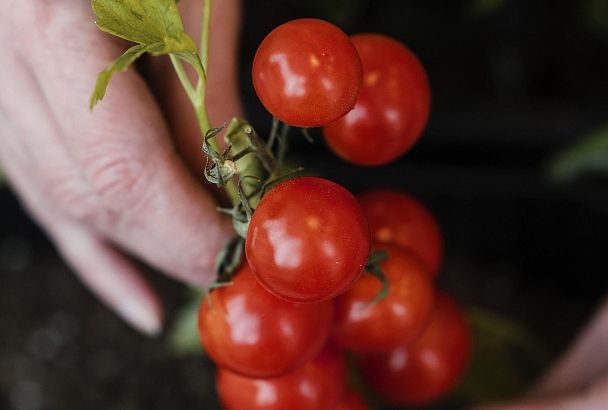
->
[[203, 125, 237, 187], [203, 119, 278, 189], [214, 236, 245, 282], [363, 250, 390, 305]]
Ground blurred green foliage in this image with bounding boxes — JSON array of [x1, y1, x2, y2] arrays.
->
[[467, 0, 505, 17], [456, 307, 547, 404], [547, 124, 608, 182], [585, 0, 608, 40], [167, 289, 206, 356]]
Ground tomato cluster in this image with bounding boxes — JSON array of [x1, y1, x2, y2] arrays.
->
[[198, 18, 471, 410], [253, 19, 431, 165], [199, 185, 471, 409]]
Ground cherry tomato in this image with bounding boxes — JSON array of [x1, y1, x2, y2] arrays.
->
[[198, 265, 333, 378], [332, 244, 434, 353], [217, 346, 347, 410], [252, 19, 363, 127], [334, 390, 369, 410], [323, 34, 431, 165], [359, 292, 472, 405], [246, 177, 370, 303], [358, 189, 442, 278]]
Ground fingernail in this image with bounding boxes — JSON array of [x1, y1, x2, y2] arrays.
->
[[117, 297, 163, 337]]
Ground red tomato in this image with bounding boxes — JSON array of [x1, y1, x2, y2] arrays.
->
[[359, 292, 472, 405], [217, 346, 347, 410], [323, 34, 431, 165], [246, 177, 370, 303], [358, 189, 442, 278], [332, 244, 434, 353], [198, 265, 333, 378], [334, 390, 369, 410], [252, 19, 363, 127]]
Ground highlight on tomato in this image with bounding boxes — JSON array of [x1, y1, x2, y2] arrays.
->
[[245, 176, 370, 303], [359, 292, 472, 405], [332, 244, 434, 353], [198, 264, 334, 378], [358, 189, 443, 278], [323, 33, 431, 165], [216, 345, 348, 410], [252, 18, 363, 127]]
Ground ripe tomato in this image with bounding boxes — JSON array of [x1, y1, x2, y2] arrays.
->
[[252, 19, 363, 127], [332, 244, 434, 353], [217, 346, 347, 410], [323, 34, 431, 165], [246, 177, 370, 303], [198, 265, 333, 378], [334, 390, 369, 410], [358, 189, 442, 278], [359, 292, 472, 405]]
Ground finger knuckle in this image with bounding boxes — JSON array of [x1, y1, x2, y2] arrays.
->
[[85, 153, 150, 217]]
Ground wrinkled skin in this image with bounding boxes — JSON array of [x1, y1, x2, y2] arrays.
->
[[0, 0, 242, 334]]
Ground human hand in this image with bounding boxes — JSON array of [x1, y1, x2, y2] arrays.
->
[[0, 0, 242, 335], [476, 296, 608, 410]]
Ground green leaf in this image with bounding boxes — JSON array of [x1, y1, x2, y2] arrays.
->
[[91, 0, 196, 52], [89, 0, 200, 109], [89, 44, 149, 108], [467, 306, 548, 365], [454, 307, 548, 404], [546, 124, 608, 182]]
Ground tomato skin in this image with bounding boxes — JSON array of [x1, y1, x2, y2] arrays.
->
[[332, 244, 434, 353], [323, 34, 431, 165], [198, 265, 333, 378], [246, 177, 370, 303], [358, 189, 442, 278], [334, 390, 369, 410], [252, 19, 363, 127], [217, 346, 347, 410], [359, 292, 472, 405]]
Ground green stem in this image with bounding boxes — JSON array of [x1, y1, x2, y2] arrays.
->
[[224, 176, 239, 204], [169, 3, 239, 206], [196, 0, 242, 205], [201, 0, 212, 71], [267, 117, 280, 150], [193, 0, 214, 167], [170, 55, 197, 105], [194, 0, 212, 135]]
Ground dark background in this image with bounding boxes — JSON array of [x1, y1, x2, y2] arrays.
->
[[1, 0, 607, 409]]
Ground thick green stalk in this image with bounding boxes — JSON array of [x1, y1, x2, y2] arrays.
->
[[171, 0, 239, 205]]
